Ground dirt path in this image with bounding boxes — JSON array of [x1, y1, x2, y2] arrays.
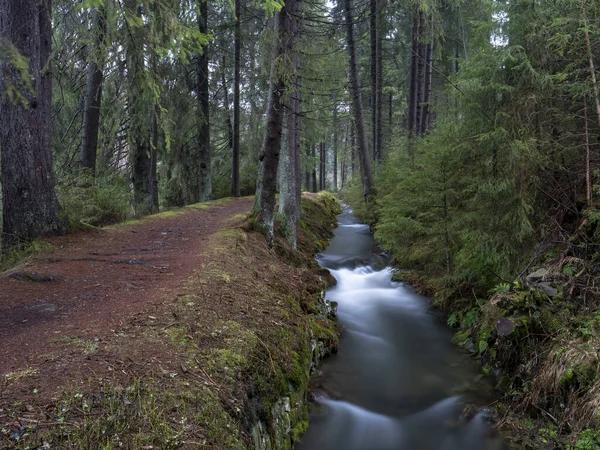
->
[[0, 198, 253, 396]]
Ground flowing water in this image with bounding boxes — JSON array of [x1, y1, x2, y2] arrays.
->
[[297, 207, 504, 450]]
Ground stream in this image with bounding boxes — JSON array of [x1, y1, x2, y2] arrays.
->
[[297, 206, 504, 450]]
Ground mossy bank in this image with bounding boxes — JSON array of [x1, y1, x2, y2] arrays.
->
[[392, 247, 600, 449], [0, 192, 341, 449], [342, 181, 600, 448]]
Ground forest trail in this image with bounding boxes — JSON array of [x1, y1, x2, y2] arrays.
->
[[0, 197, 253, 401]]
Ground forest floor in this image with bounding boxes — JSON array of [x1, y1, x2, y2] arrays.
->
[[0, 194, 339, 449], [0, 197, 254, 404]]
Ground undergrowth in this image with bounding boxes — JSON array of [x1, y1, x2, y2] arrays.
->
[[0, 240, 53, 272], [56, 173, 130, 228]]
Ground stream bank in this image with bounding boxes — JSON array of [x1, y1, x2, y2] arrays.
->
[[388, 236, 600, 449], [297, 206, 503, 450], [1, 193, 341, 449], [342, 184, 600, 449]]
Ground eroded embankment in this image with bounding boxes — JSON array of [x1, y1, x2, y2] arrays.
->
[[0, 193, 340, 449]]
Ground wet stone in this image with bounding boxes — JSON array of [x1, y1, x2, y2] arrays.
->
[[526, 268, 548, 282]]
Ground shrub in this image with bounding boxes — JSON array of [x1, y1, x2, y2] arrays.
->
[[57, 173, 131, 228]]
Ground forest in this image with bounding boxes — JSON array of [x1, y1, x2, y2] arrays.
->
[[2, 0, 600, 447]]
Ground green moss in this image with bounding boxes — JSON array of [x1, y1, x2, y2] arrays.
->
[[185, 197, 238, 210], [291, 420, 309, 443], [215, 228, 247, 242], [311, 320, 339, 349], [229, 213, 248, 222], [165, 325, 191, 346], [151, 210, 184, 219], [0, 240, 54, 272], [194, 389, 245, 450]]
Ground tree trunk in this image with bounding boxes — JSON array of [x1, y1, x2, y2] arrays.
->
[[370, 0, 377, 160], [415, 14, 426, 135], [350, 122, 356, 175], [341, 125, 348, 188], [232, 0, 241, 197], [420, 39, 433, 135], [80, 6, 106, 176], [311, 144, 317, 192], [344, 0, 374, 201], [583, 9, 600, 134], [253, 0, 294, 247], [150, 103, 160, 213], [375, 6, 384, 161], [319, 142, 325, 191], [585, 99, 592, 206], [407, 11, 419, 157], [125, 0, 153, 215], [279, 109, 297, 246], [149, 37, 159, 213], [221, 56, 234, 167], [0, 0, 66, 250], [333, 101, 338, 190], [279, 0, 301, 248], [293, 0, 303, 209], [294, 59, 302, 210], [305, 146, 311, 191], [198, 0, 212, 202]]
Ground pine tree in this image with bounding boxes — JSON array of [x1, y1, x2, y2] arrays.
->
[[0, 0, 67, 250]]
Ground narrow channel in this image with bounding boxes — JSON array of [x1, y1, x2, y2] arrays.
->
[[297, 206, 504, 450]]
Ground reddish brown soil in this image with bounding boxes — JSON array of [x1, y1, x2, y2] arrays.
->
[[0, 198, 253, 400]]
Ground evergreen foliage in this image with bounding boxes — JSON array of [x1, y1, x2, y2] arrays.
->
[[360, 0, 600, 298], [56, 174, 130, 228]]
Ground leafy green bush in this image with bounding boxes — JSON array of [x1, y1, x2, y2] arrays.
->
[[57, 173, 131, 228], [568, 430, 600, 450], [338, 178, 377, 226]]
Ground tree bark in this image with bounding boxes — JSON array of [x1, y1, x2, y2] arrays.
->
[[311, 144, 317, 192], [279, 109, 297, 246], [375, 5, 384, 161], [344, 0, 374, 201], [279, 0, 301, 248], [232, 0, 241, 197], [370, 0, 377, 160], [350, 122, 356, 175], [253, 0, 294, 248], [150, 102, 160, 213], [319, 141, 326, 191], [407, 11, 419, 157], [585, 99, 592, 206], [0, 0, 66, 249], [80, 6, 106, 176], [583, 9, 600, 134], [221, 55, 234, 167], [341, 125, 348, 188], [125, 0, 153, 215], [420, 39, 433, 135], [197, 0, 212, 202], [333, 101, 338, 190], [415, 14, 426, 135], [294, 52, 302, 209], [305, 146, 311, 191]]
